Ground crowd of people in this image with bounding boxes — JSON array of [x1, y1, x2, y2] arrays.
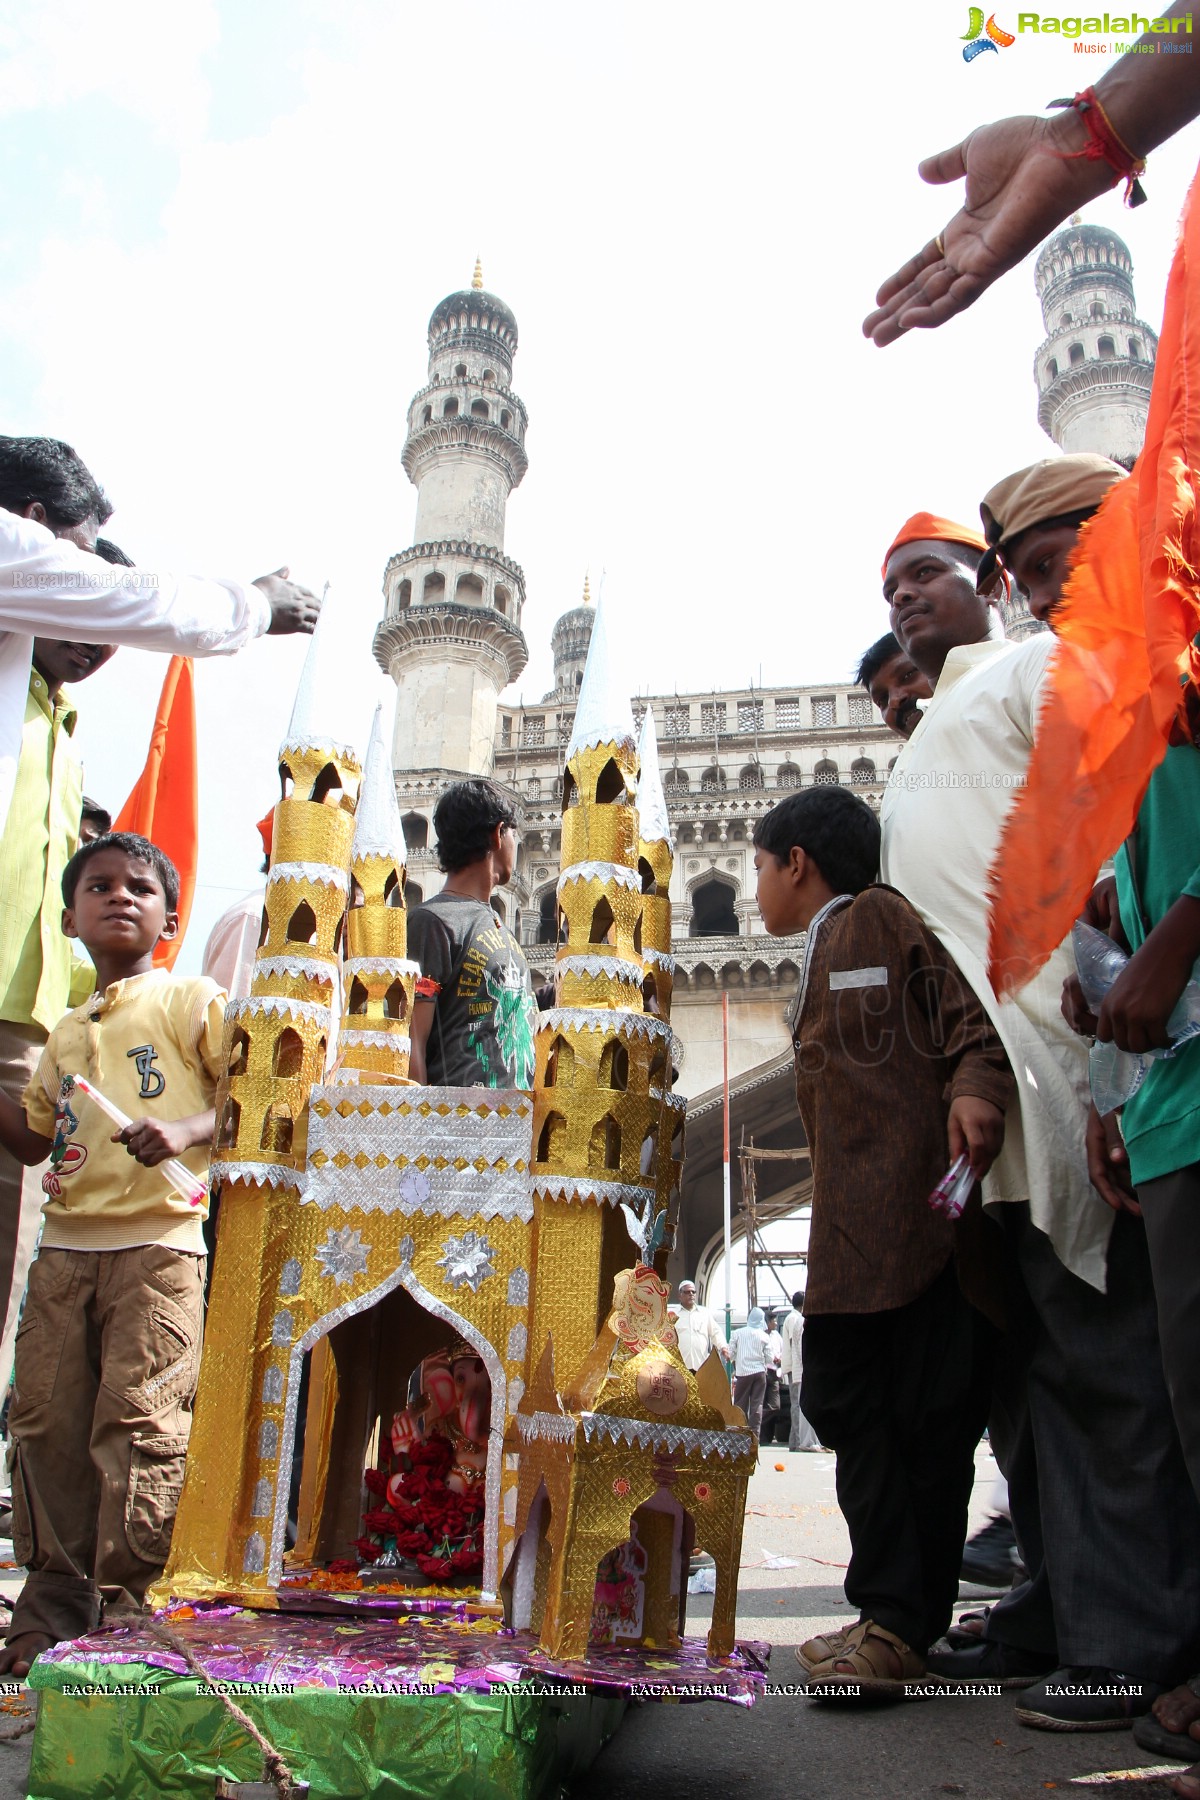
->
[[0, 8, 1198, 1792]]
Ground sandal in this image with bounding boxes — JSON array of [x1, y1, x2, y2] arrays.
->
[[1133, 1677, 1200, 1762], [795, 1626, 852, 1673], [808, 1618, 927, 1695], [944, 1606, 991, 1648]]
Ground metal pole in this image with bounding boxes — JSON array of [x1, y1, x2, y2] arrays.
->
[[722, 991, 732, 1347]]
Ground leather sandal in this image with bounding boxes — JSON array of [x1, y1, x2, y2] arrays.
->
[[809, 1618, 927, 1695], [795, 1626, 852, 1673]]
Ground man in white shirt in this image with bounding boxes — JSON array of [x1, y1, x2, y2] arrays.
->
[[780, 1290, 821, 1451], [671, 1280, 729, 1374], [0, 437, 321, 839], [880, 510, 1200, 1727]]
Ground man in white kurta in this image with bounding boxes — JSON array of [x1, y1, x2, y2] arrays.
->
[[671, 1281, 729, 1373], [879, 515, 1200, 1719]]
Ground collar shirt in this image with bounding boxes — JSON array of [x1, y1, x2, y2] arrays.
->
[[764, 1328, 782, 1368], [780, 1308, 804, 1380], [731, 1326, 770, 1377], [792, 888, 1014, 1315], [0, 510, 271, 840], [673, 1303, 727, 1372], [880, 634, 1109, 1291], [23, 970, 226, 1255], [0, 673, 88, 1031]]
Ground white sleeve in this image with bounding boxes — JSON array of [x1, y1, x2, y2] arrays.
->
[[0, 511, 271, 655]]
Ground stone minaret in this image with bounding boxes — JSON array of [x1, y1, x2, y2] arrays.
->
[[1033, 219, 1158, 469], [545, 575, 596, 700], [373, 261, 530, 778]]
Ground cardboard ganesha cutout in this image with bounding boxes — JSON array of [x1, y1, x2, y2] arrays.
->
[[157, 600, 756, 1660]]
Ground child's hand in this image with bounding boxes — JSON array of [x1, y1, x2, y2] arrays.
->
[[113, 1119, 190, 1167], [947, 1096, 1004, 1179]]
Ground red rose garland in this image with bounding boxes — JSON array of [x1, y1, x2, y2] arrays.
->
[[355, 1435, 485, 1578]]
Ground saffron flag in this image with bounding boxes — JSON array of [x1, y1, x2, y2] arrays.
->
[[987, 166, 1200, 997], [114, 656, 198, 970]]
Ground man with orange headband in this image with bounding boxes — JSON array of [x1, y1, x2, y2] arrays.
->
[[878, 511, 1200, 1732]]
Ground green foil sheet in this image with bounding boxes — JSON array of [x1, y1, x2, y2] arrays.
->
[[27, 1659, 626, 1800]]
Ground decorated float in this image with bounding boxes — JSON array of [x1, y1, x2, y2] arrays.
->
[[26, 600, 764, 1799]]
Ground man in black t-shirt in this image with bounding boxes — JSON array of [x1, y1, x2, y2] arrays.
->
[[407, 779, 537, 1090]]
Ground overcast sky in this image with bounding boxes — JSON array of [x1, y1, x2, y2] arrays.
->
[[3, 1, 1197, 967]]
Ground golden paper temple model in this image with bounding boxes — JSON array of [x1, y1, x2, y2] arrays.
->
[[159, 596, 756, 1661]]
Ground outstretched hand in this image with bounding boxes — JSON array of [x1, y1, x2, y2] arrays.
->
[[255, 566, 323, 636], [863, 112, 1113, 347]]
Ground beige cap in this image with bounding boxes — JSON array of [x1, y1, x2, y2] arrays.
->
[[977, 454, 1127, 585]]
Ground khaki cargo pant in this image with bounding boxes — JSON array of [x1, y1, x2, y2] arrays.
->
[[6, 1244, 205, 1646]]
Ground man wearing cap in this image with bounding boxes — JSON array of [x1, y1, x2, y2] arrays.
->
[[879, 488, 1200, 1730], [672, 1280, 729, 1374]]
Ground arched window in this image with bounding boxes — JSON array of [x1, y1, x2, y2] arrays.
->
[[1068, 342, 1085, 367], [384, 978, 407, 1020], [1046, 357, 1058, 381], [442, 397, 459, 418], [227, 1029, 250, 1077], [1060, 311, 1073, 328], [456, 573, 484, 605], [286, 901, 317, 945], [589, 897, 615, 945], [689, 877, 738, 938], [454, 362, 467, 376], [545, 1036, 574, 1086], [739, 764, 764, 790], [1130, 337, 1142, 360], [422, 572, 445, 602], [422, 406, 432, 425], [500, 410, 512, 429], [1098, 335, 1116, 359], [598, 1039, 629, 1091], [1091, 301, 1106, 319], [217, 1096, 241, 1149], [272, 1028, 303, 1077], [664, 767, 689, 792], [595, 758, 626, 804], [260, 1103, 293, 1156], [348, 977, 369, 1016], [851, 757, 877, 787], [311, 762, 343, 806], [536, 1111, 566, 1163], [471, 398, 488, 419], [401, 812, 428, 849], [777, 763, 800, 789], [589, 1114, 621, 1173], [537, 889, 557, 945], [700, 766, 725, 793], [495, 584, 511, 616], [648, 1044, 668, 1086], [397, 578, 412, 608], [638, 856, 657, 895], [384, 868, 403, 907], [813, 759, 838, 786]]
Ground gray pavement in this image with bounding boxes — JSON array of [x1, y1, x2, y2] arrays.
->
[[0, 1449, 1191, 1797]]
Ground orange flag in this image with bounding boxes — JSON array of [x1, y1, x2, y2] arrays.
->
[[987, 166, 1200, 997], [114, 656, 198, 970]]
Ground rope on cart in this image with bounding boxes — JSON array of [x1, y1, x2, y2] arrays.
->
[[146, 1617, 302, 1797]]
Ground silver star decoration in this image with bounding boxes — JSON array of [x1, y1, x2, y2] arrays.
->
[[314, 1225, 370, 1287], [435, 1229, 497, 1293]]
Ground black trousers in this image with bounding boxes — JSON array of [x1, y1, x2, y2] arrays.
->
[[801, 1263, 992, 1654]]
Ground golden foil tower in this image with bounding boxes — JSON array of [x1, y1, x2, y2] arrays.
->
[[636, 707, 685, 1275], [332, 707, 418, 1085], [525, 594, 672, 1384]]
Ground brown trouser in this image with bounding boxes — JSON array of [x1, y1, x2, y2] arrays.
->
[[0, 1020, 49, 1405], [6, 1244, 205, 1646]]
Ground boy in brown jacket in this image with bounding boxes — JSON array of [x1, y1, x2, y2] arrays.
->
[[754, 785, 1014, 1695]]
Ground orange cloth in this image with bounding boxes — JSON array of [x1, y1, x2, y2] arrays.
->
[[880, 512, 988, 578], [256, 807, 274, 860], [986, 165, 1200, 997], [114, 656, 198, 971]]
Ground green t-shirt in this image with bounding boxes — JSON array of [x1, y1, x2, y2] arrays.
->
[[1113, 743, 1200, 1186]]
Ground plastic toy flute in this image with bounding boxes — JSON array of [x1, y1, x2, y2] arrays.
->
[[70, 1075, 209, 1208]]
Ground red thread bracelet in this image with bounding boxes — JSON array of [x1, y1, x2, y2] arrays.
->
[[1049, 87, 1148, 207]]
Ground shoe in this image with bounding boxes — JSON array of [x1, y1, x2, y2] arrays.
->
[[1015, 1668, 1165, 1732], [925, 1639, 1058, 1689], [960, 1515, 1021, 1587]]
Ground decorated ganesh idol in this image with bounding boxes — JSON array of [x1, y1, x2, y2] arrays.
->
[[359, 1344, 493, 1580]]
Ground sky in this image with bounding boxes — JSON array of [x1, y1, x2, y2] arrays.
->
[[2, 1, 1198, 969]]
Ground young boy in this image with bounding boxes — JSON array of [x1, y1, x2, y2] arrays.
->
[[753, 786, 1014, 1694], [0, 831, 226, 1674]]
